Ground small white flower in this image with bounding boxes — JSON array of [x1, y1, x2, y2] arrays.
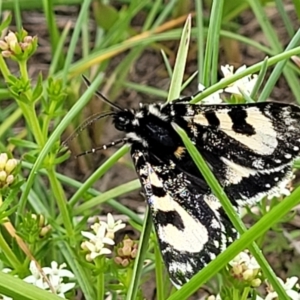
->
[[42, 261, 74, 299], [23, 261, 48, 289], [81, 222, 115, 261], [2, 261, 75, 299], [230, 250, 260, 269], [220, 64, 258, 96], [100, 213, 126, 239], [56, 282, 76, 298], [197, 83, 223, 104], [42, 261, 74, 289], [247, 256, 260, 270], [229, 251, 250, 267], [266, 276, 300, 300]]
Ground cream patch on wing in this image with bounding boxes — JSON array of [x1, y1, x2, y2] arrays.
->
[[146, 163, 209, 253], [221, 157, 257, 185], [157, 201, 209, 253], [190, 107, 278, 155]]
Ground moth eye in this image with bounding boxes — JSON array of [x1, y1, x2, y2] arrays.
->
[[114, 115, 131, 131], [119, 116, 128, 124]]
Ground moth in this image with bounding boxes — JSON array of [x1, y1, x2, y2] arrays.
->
[[69, 78, 300, 287]]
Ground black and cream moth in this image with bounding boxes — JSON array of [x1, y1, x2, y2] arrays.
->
[[76, 81, 300, 287]]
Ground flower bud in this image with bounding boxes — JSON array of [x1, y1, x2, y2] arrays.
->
[[1, 50, 12, 58], [114, 257, 123, 265], [6, 174, 14, 185], [40, 225, 51, 237], [251, 278, 262, 287], [131, 247, 137, 258], [24, 36, 33, 43], [5, 159, 18, 173], [86, 254, 92, 262], [0, 153, 8, 170], [0, 170, 7, 181], [122, 246, 132, 257], [0, 41, 8, 50], [242, 269, 254, 280], [121, 259, 129, 267], [81, 241, 88, 251], [231, 264, 243, 276], [5, 32, 18, 45]]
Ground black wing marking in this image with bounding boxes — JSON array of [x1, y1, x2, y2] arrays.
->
[[131, 144, 238, 287]]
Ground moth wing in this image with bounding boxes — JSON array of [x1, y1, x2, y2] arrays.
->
[[170, 102, 300, 205], [131, 145, 237, 287]]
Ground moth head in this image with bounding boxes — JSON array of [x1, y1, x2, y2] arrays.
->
[[113, 109, 136, 132]]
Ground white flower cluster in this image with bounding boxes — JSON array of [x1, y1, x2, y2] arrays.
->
[[81, 213, 126, 261], [199, 64, 258, 105], [1, 261, 75, 299], [258, 276, 300, 300], [0, 153, 18, 187], [221, 64, 258, 96], [229, 250, 261, 288], [208, 251, 300, 300]]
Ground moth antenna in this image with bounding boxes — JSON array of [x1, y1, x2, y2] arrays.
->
[[82, 75, 123, 111], [61, 111, 115, 148], [75, 138, 127, 158]]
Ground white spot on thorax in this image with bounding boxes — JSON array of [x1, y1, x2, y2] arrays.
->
[[126, 132, 148, 147], [132, 119, 139, 126], [135, 111, 144, 118], [148, 104, 169, 121]]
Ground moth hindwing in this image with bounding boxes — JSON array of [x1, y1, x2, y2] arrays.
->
[[82, 90, 300, 287]]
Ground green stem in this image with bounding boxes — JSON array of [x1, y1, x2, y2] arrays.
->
[[95, 258, 105, 300], [19, 60, 29, 81], [240, 287, 250, 300], [0, 193, 22, 271], [154, 238, 165, 300], [17, 60, 45, 146], [47, 168, 74, 240], [126, 209, 152, 300], [14, 100, 45, 148], [0, 55, 11, 80], [0, 231, 22, 271]]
